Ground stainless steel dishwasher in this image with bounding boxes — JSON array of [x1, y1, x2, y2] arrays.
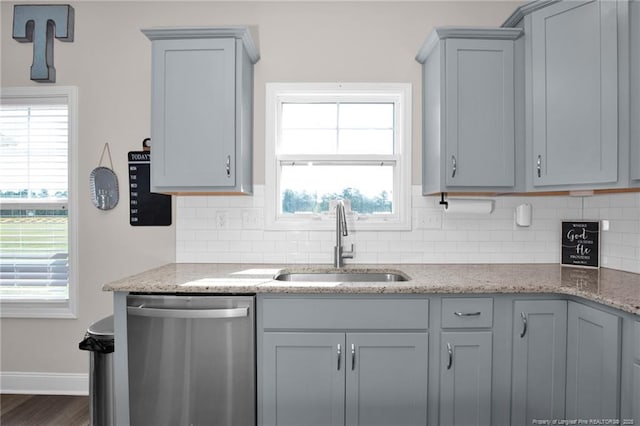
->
[[126, 294, 255, 426]]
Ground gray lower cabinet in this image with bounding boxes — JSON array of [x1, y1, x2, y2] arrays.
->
[[633, 321, 640, 422], [262, 332, 345, 426], [143, 27, 259, 194], [345, 333, 429, 426], [566, 301, 621, 420], [261, 331, 429, 426], [529, 0, 619, 187], [439, 331, 493, 426], [258, 295, 635, 426], [416, 28, 523, 194], [511, 300, 567, 426]]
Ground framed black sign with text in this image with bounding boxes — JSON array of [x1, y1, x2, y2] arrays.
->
[[561, 221, 600, 269]]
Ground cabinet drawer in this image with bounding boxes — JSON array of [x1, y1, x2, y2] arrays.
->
[[261, 297, 429, 330], [441, 298, 493, 328]]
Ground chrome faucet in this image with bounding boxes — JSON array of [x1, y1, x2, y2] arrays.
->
[[334, 200, 354, 268]]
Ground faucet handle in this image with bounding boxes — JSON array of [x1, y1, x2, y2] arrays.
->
[[342, 244, 355, 259]]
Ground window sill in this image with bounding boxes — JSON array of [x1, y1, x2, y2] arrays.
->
[[0, 300, 77, 319], [265, 215, 412, 231]]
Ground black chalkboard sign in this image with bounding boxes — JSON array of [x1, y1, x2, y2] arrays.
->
[[128, 151, 172, 226], [561, 221, 599, 268]]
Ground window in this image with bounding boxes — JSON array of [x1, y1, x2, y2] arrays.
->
[[0, 87, 77, 318], [265, 83, 411, 230]]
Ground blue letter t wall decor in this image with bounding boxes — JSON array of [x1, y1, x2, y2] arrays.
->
[[12, 5, 75, 83]]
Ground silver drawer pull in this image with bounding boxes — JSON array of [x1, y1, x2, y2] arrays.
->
[[446, 342, 453, 370], [225, 155, 231, 177], [536, 155, 542, 178], [520, 312, 528, 338], [451, 155, 457, 178], [454, 311, 481, 317], [127, 306, 248, 319], [337, 344, 342, 371]]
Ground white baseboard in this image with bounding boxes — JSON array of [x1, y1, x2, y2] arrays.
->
[[0, 371, 89, 395]]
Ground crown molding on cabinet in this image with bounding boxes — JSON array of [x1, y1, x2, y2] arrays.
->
[[141, 26, 260, 64], [415, 27, 523, 63], [501, 0, 562, 27]]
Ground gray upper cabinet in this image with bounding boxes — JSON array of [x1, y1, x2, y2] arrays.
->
[[439, 331, 493, 426], [631, 0, 640, 181], [143, 27, 259, 194], [511, 300, 567, 425], [509, 0, 621, 189], [566, 301, 621, 420], [416, 28, 523, 195]]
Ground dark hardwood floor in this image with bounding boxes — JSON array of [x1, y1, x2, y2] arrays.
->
[[0, 394, 89, 426]]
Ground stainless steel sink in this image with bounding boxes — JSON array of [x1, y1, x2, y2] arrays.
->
[[273, 270, 409, 282]]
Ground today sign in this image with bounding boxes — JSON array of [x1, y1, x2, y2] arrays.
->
[[561, 221, 600, 269]]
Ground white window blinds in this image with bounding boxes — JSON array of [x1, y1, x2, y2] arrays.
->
[[0, 100, 69, 299]]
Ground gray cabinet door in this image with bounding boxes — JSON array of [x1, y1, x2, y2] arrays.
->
[[151, 38, 236, 189], [262, 333, 345, 426], [531, 0, 618, 186], [444, 38, 515, 188], [439, 331, 493, 426], [345, 333, 428, 426], [566, 301, 621, 420], [633, 321, 640, 423], [634, 362, 640, 426], [631, 0, 640, 181], [511, 300, 567, 425]]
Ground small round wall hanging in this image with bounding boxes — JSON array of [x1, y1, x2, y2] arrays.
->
[[90, 143, 119, 210]]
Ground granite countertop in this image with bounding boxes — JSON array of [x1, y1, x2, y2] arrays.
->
[[103, 263, 640, 315]]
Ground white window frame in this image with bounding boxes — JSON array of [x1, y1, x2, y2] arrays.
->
[[0, 86, 78, 319], [265, 83, 411, 231]]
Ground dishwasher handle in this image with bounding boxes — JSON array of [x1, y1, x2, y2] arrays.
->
[[127, 305, 249, 319]]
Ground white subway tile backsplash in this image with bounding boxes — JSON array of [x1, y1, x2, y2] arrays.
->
[[400, 230, 423, 241], [445, 230, 468, 242], [183, 196, 209, 208], [227, 196, 255, 208], [206, 197, 230, 208], [423, 230, 447, 242], [241, 230, 264, 241], [207, 241, 230, 252], [175, 186, 640, 274], [490, 231, 512, 242], [263, 252, 288, 263], [467, 230, 493, 242]]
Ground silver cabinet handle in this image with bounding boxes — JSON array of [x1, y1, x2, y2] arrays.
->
[[451, 155, 457, 178], [520, 312, 528, 338], [454, 311, 481, 317], [226, 155, 231, 177], [536, 155, 542, 178], [351, 344, 356, 371], [127, 306, 248, 319], [446, 342, 453, 370], [337, 344, 342, 371]]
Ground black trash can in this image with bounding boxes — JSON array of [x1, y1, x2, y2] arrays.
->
[[79, 315, 114, 426]]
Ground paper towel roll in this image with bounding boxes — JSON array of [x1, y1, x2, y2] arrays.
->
[[444, 199, 494, 214]]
